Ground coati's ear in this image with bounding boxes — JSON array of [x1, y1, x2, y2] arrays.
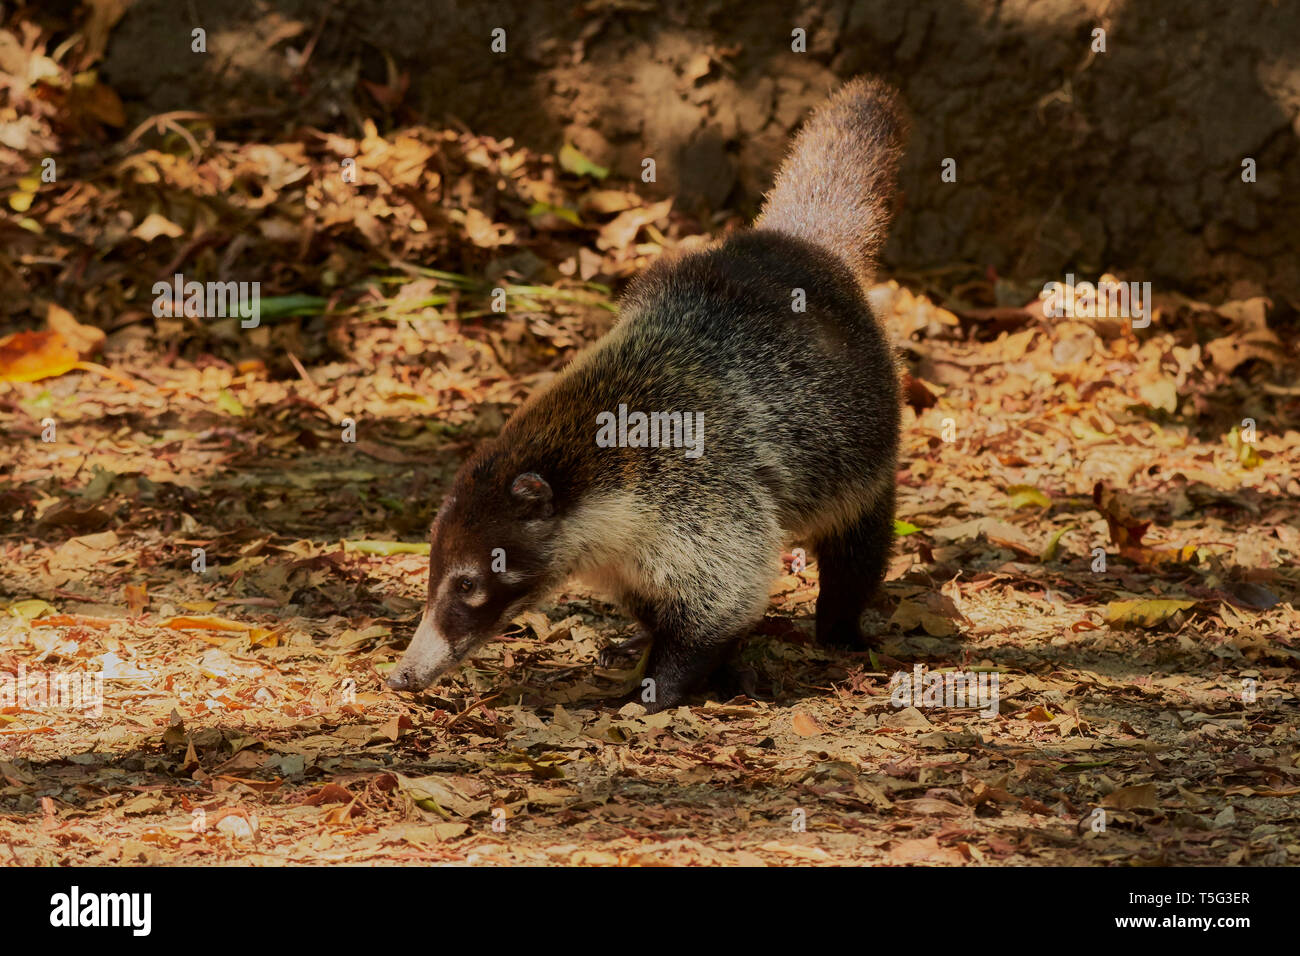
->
[[510, 472, 553, 517]]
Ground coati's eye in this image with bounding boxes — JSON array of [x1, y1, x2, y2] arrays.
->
[[457, 576, 475, 595]]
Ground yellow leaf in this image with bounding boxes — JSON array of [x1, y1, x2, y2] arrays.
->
[[215, 389, 246, 417], [558, 143, 609, 179], [5, 599, 56, 620], [1104, 599, 1196, 627], [0, 330, 78, 383], [1041, 526, 1067, 562], [1007, 484, 1051, 509], [247, 627, 279, 647], [1137, 379, 1178, 413], [1069, 418, 1113, 445], [343, 540, 430, 556], [1131, 544, 1200, 567], [1226, 426, 1262, 468], [161, 615, 255, 632]]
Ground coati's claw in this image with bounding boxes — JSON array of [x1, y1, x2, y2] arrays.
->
[[714, 660, 760, 701], [597, 630, 652, 669]]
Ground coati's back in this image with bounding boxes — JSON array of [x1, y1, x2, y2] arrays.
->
[[389, 77, 909, 711], [521, 77, 906, 537]]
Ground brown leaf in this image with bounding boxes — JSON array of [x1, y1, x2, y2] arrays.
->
[[79, 82, 126, 126], [902, 373, 938, 412], [1103, 783, 1159, 810], [1092, 482, 1150, 555], [791, 711, 823, 737], [301, 783, 355, 806], [46, 303, 105, 359], [889, 836, 966, 865], [597, 198, 672, 251], [124, 583, 148, 616], [211, 807, 261, 841], [131, 212, 184, 242], [580, 189, 639, 215], [356, 440, 429, 464]]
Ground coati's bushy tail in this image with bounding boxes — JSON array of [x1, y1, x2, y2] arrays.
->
[[756, 77, 907, 286]]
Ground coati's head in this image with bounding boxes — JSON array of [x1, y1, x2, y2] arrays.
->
[[386, 461, 562, 694]]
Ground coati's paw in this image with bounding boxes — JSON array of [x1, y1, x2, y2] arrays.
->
[[815, 615, 867, 648], [616, 685, 675, 715], [638, 666, 752, 713], [638, 677, 685, 714], [713, 659, 760, 701], [596, 630, 652, 669]]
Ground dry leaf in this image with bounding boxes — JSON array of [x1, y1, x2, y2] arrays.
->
[[791, 711, 823, 737], [0, 330, 78, 383], [1105, 599, 1196, 628], [1103, 783, 1158, 810], [46, 303, 105, 359]]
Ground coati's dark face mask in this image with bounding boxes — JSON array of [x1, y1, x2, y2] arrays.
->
[[386, 472, 557, 693]]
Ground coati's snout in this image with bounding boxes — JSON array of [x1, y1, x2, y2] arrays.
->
[[386, 468, 559, 693], [386, 612, 458, 692]]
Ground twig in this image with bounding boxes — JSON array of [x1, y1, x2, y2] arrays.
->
[[445, 694, 501, 729], [286, 351, 323, 400]]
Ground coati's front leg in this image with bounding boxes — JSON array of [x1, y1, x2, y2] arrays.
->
[[638, 569, 773, 712], [641, 612, 746, 713], [814, 481, 895, 647], [625, 516, 781, 712]]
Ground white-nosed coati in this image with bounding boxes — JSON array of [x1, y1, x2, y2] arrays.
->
[[387, 77, 907, 711]]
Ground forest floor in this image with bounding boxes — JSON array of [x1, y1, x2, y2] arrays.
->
[[1, 14, 1299, 865]]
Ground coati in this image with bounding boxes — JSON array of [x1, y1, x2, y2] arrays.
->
[[387, 77, 907, 711]]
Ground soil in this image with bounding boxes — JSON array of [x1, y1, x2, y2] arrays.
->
[[94, 0, 1300, 308], [0, 0, 1297, 867]]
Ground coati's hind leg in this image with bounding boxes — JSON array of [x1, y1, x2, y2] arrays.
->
[[813, 482, 895, 647]]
